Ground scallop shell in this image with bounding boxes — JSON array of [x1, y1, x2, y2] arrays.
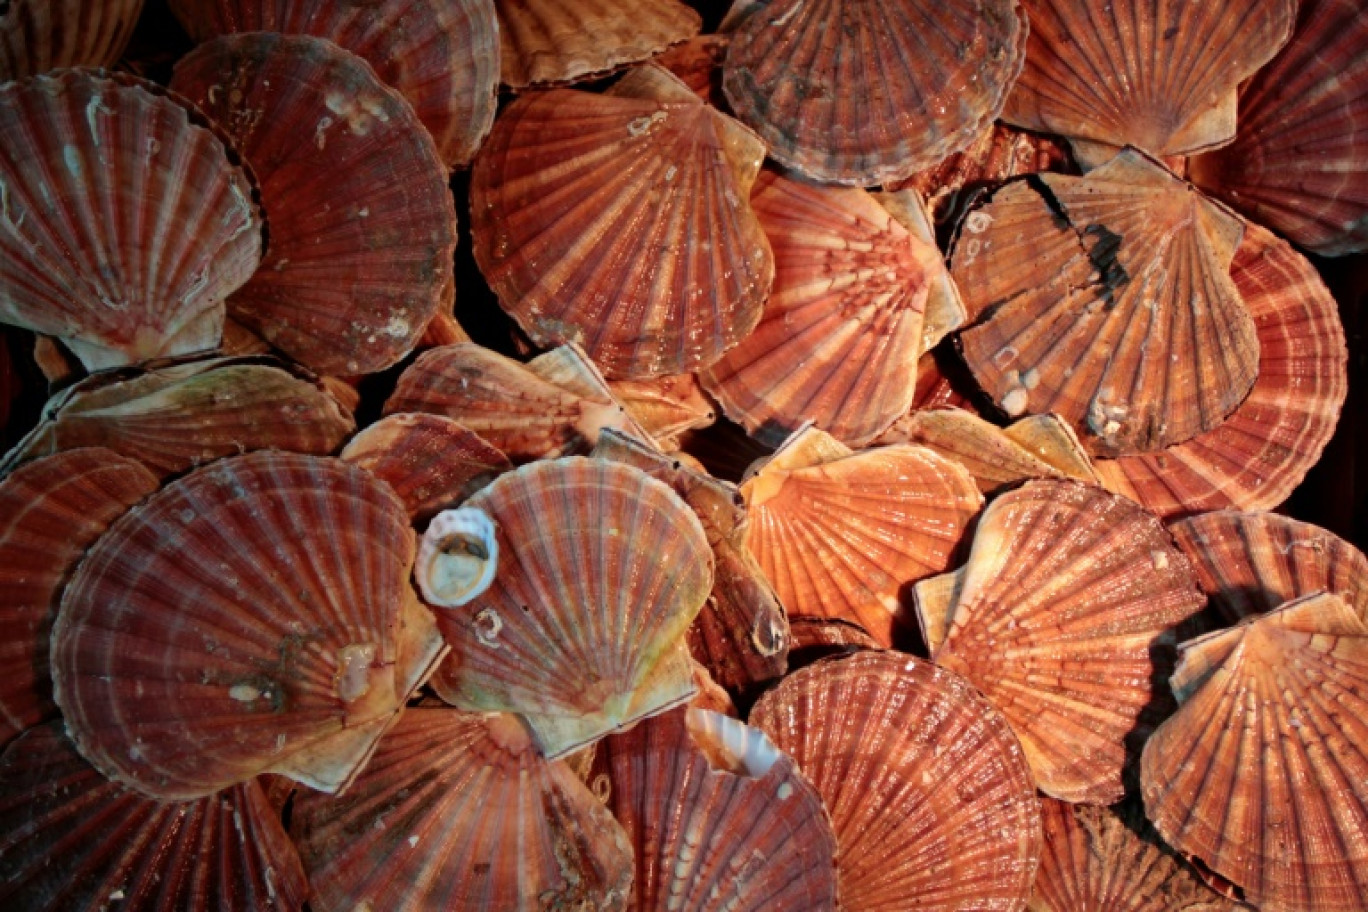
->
[[655, 33, 729, 106], [607, 373, 716, 451], [741, 425, 983, 647], [341, 413, 511, 524], [596, 707, 837, 911], [291, 707, 632, 912], [471, 63, 773, 379], [51, 451, 447, 800], [0, 448, 157, 748], [1, 355, 355, 479], [1002, 0, 1296, 167], [1141, 592, 1368, 911], [0, 723, 308, 911], [429, 457, 714, 759], [170, 32, 458, 375], [0, 0, 144, 80], [928, 477, 1207, 803], [1093, 221, 1347, 518], [701, 173, 953, 447], [953, 149, 1259, 457], [1187, 0, 1368, 256], [498, 0, 700, 88], [0, 71, 260, 370], [750, 651, 1042, 910]]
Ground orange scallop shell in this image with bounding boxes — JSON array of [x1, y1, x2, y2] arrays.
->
[[0, 0, 144, 80], [607, 372, 716, 451]]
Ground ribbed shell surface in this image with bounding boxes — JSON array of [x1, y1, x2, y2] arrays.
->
[[933, 478, 1207, 803], [470, 65, 773, 379], [169, 33, 458, 375], [51, 451, 435, 800], [0, 448, 156, 748], [656, 34, 729, 106], [166, 0, 499, 168], [1093, 221, 1347, 518], [430, 457, 714, 759], [0, 0, 144, 80], [291, 708, 633, 912], [1002, 0, 1296, 165], [0, 71, 259, 370], [0, 723, 308, 912], [953, 151, 1259, 457], [749, 651, 1042, 911], [1188, 0, 1368, 256], [608, 373, 716, 449]]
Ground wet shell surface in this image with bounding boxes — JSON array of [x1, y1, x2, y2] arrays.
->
[[749, 651, 1042, 911], [1093, 221, 1348, 518], [0, 0, 144, 80], [51, 451, 446, 800], [928, 477, 1207, 803], [0, 71, 260, 370], [291, 707, 633, 912], [497, 0, 701, 88], [0, 723, 308, 911], [607, 372, 716, 450], [596, 707, 837, 911], [1141, 592, 1368, 911], [429, 457, 714, 759], [1188, 0, 1368, 256], [1002, 0, 1296, 167], [721, 0, 1027, 186], [741, 426, 983, 647], [471, 64, 773, 379], [0, 448, 157, 748], [953, 150, 1259, 457], [170, 32, 458, 375]]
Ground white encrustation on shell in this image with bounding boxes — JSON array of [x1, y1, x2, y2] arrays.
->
[[416, 507, 498, 607]]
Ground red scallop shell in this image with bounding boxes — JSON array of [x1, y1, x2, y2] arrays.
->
[[0, 0, 144, 80]]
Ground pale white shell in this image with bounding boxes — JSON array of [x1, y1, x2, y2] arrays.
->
[[415, 508, 499, 608]]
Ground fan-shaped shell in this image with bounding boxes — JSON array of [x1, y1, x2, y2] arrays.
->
[[166, 0, 499, 168], [1187, 0, 1368, 256], [656, 34, 728, 106], [471, 64, 773, 379], [953, 150, 1259, 457], [597, 707, 837, 911], [607, 373, 716, 451], [1002, 0, 1296, 167], [0, 0, 144, 80], [1093, 221, 1347, 518], [51, 451, 447, 800], [0, 71, 260, 370], [1141, 592, 1368, 911], [741, 425, 983, 647], [170, 33, 458, 375], [0, 449, 156, 747], [929, 477, 1207, 803], [0, 723, 308, 911], [430, 457, 714, 759], [750, 651, 1042, 910], [498, 0, 700, 88], [292, 707, 632, 911]]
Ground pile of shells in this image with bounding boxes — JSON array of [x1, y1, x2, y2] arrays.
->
[[0, 0, 1364, 909]]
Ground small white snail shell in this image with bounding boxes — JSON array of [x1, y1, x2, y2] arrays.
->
[[415, 507, 498, 607]]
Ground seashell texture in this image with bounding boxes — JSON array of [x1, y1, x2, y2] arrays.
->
[[1002, 0, 1296, 167], [1169, 510, 1368, 625], [1141, 592, 1368, 911], [415, 506, 498, 607], [927, 478, 1207, 803], [0, 723, 308, 912], [341, 412, 511, 524], [1188, 0, 1368, 256], [0, 71, 260, 370], [471, 64, 773, 379], [750, 651, 1042, 910], [430, 457, 714, 759], [655, 33, 729, 106], [51, 451, 447, 800], [0, 449, 157, 748], [721, 0, 1027, 186], [0, 0, 145, 80], [741, 425, 983, 647], [292, 707, 633, 912], [170, 32, 458, 375], [597, 707, 838, 911], [498, 0, 701, 88], [167, 0, 500, 169], [953, 150, 1259, 457], [701, 173, 955, 447], [1093, 221, 1347, 518], [2, 356, 355, 479], [607, 373, 716, 451]]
